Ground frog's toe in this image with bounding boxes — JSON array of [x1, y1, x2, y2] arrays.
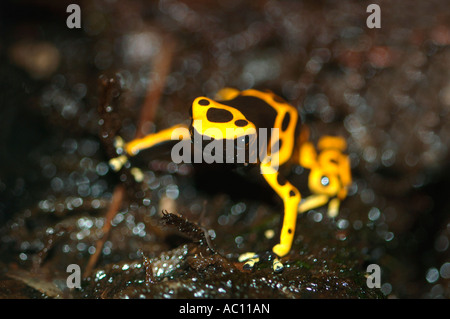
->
[[130, 167, 144, 182], [243, 258, 259, 271], [109, 155, 128, 171], [114, 136, 125, 150], [272, 257, 284, 273], [239, 251, 284, 272]]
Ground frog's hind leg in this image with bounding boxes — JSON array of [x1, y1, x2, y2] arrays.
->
[[298, 194, 329, 214], [214, 87, 240, 101]]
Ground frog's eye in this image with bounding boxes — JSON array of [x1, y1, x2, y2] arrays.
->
[[320, 175, 330, 187]]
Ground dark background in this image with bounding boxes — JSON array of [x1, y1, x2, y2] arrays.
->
[[0, 0, 449, 298]]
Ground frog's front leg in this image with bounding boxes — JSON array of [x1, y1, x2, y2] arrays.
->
[[109, 124, 190, 179], [261, 163, 301, 257], [241, 162, 301, 272]]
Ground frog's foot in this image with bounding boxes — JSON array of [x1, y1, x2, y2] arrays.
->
[[109, 136, 129, 171], [238, 252, 260, 271], [114, 136, 125, 150], [109, 155, 128, 172], [130, 167, 144, 183], [238, 252, 284, 273], [272, 256, 284, 273], [108, 137, 144, 183]]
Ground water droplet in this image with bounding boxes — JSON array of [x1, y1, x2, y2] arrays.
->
[[439, 262, 450, 279], [425, 267, 439, 283], [368, 207, 381, 221]]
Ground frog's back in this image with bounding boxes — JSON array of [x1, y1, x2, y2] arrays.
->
[[220, 89, 300, 166]]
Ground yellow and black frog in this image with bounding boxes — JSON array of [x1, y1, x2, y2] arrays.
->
[[109, 88, 352, 272]]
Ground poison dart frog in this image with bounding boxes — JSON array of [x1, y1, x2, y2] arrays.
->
[[109, 88, 352, 272]]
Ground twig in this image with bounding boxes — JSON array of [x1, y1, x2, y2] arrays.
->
[[135, 34, 176, 138], [84, 184, 125, 278], [84, 74, 124, 278], [84, 34, 175, 277], [142, 253, 156, 285]]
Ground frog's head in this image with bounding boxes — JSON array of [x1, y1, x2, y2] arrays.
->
[[189, 96, 257, 164]]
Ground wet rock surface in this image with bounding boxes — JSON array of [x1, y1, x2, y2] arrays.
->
[[0, 0, 449, 298]]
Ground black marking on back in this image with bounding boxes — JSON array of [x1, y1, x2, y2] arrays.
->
[[235, 119, 248, 127], [198, 99, 210, 106], [220, 95, 277, 132], [277, 173, 287, 186], [206, 107, 233, 123], [281, 112, 290, 131]]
